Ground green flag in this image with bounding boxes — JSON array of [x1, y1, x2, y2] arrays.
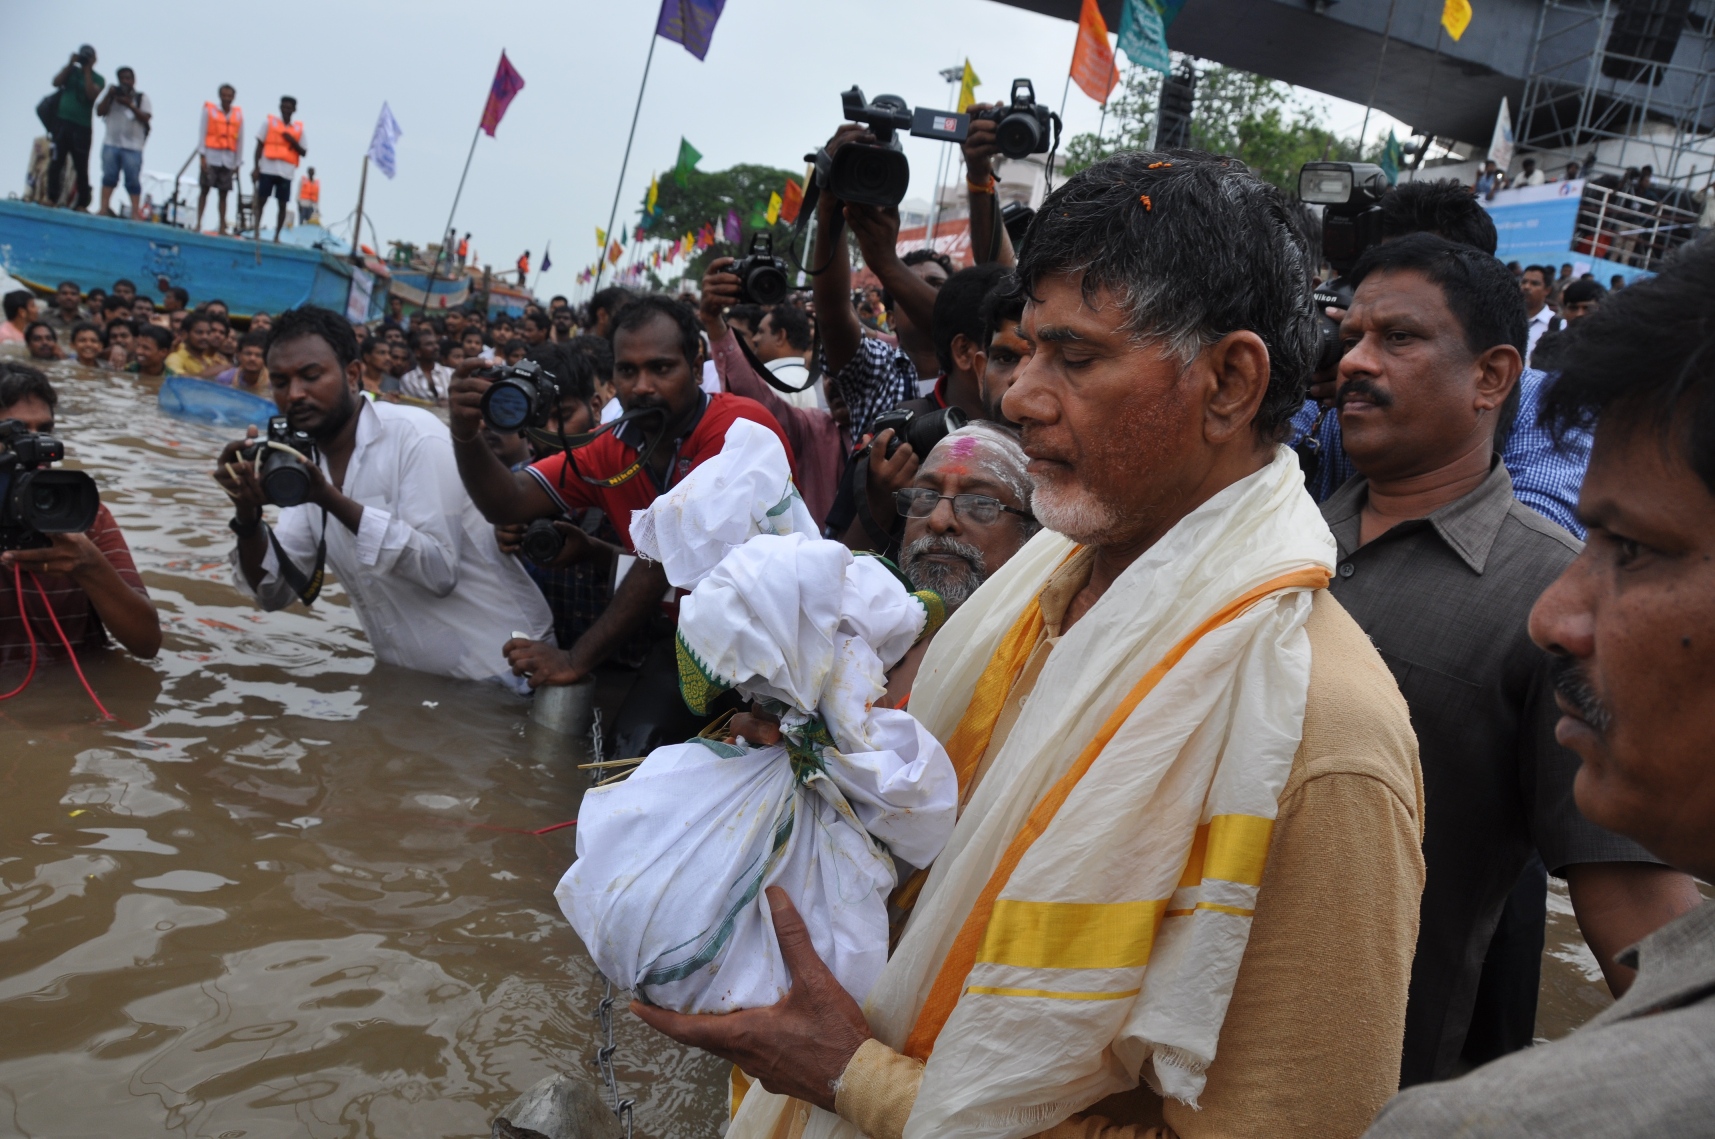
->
[[674, 137, 702, 187], [1380, 129, 1403, 185]]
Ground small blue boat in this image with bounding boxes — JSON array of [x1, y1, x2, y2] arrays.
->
[[158, 374, 276, 429], [0, 199, 389, 319]]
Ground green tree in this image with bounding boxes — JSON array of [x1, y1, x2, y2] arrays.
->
[[636, 162, 806, 284], [1062, 62, 1376, 191]]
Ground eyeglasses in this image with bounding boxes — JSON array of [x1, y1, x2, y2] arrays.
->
[[895, 488, 1032, 526]]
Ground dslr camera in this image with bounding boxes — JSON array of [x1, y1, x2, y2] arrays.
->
[[871, 405, 968, 460], [479, 359, 560, 433], [241, 416, 319, 508], [0, 419, 100, 551], [519, 518, 566, 566], [1299, 162, 1389, 372], [74, 44, 96, 65], [817, 86, 970, 208], [972, 79, 1055, 160], [732, 233, 789, 306]]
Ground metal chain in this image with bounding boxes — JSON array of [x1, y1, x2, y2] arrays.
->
[[589, 706, 605, 764], [592, 979, 635, 1139]]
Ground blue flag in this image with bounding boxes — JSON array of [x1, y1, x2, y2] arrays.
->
[[1117, 0, 1171, 75], [367, 102, 402, 179], [541, 245, 552, 273], [656, 0, 727, 61]]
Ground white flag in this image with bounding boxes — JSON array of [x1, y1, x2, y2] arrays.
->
[[1486, 97, 1514, 172], [368, 102, 402, 179]]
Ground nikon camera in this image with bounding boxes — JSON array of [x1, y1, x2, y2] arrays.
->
[[0, 419, 100, 551], [971, 79, 1055, 160], [732, 233, 790, 305], [241, 417, 319, 508], [871, 405, 968, 460], [479, 359, 560, 433]]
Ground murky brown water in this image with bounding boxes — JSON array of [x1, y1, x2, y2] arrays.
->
[[0, 355, 1628, 1136], [0, 358, 725, 1138]]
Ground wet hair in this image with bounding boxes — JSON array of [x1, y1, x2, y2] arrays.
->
[[1378, 180, 1499, 255], [69, 320, 104, 343], [1561, 278, 1606, 307], [569, 333, 614, 381], [1348, 233, 1527, 358], [265, 305, 359, 369], [3, 290, 33, 320], [1015, 149, 1316, 439], [1538, 239, 1715, 494], [979, 272, 1026, 346], [764, 304, 812, 352], [137, 324, 173, 350], [239, 329, 269, 351], [902, 248, 954, 276], [24, 320, 55, 343], [933, 264, 1011, 373], [609, 294, 701, 366], [527, 342, 596, 403], [0, 362, 56, 412]]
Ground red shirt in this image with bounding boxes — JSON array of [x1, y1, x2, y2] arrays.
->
[[526, 392, 795, 552], [0, 506, 147, 667]]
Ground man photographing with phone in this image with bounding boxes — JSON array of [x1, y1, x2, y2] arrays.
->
[[214, 306, 550, 685]]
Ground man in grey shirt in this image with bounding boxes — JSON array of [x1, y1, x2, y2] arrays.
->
[[1364, 201, 1715, 1139], [1323, 233, 1702, 1086]]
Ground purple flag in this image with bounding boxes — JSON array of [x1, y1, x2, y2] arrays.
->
[[723, 209, 741, 245], [656, 0, 727, 60], [480, 51, 526, 137]]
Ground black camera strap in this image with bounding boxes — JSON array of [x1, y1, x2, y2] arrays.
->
[[733, 325, 823, 395], [264, 510, 329, 606], [527, 405, 670, 489]]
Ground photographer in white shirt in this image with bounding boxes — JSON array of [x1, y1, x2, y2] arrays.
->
[[214, 306, 550, 686]]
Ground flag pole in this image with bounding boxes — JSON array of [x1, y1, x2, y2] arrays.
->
[[350, 154, 370, 263], [1358, 0, 1399, 150], [419, 121, 482, 319], [594, 24, 660, 292]]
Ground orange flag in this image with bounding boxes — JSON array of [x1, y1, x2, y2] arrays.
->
[[1070, 0, 1119, 104], [780, 178, 805, 224]]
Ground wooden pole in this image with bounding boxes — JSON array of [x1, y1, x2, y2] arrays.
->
[[350, 154, 370, 263], [420, 122, 483, 318], [594, 24, 660, 292]]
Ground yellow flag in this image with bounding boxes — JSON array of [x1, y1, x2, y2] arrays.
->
[[1442, 0, 1472, 40], [646, 176, 659, 214], [595, 227, 606, 248], [765, 191, 783, 225], [957, 58, 981, 113]]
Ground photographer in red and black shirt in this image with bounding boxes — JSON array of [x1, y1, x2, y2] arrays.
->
[[0, 364, 159, 668], [449, 294, 793, 757]]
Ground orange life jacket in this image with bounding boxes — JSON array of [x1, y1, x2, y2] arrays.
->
[[262, 114, 303, 166], [299, 177, 320, 203], [204, 103, 242, 152]]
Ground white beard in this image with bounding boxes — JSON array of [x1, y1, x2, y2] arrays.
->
[[1029, 468, 1120, 545]]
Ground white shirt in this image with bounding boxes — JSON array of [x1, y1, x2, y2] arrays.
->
[[764, 356, 823, 411], [400, 362, 452, 403], [1520, 169, 1546, 187], [101, 89, 151, 152], [1525, 305, 1558, 366], [231, 400, 552, 684]]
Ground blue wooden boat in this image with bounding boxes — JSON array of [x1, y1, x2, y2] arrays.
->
[[0, 199, 389, 319], [158, 374, 276, 429]]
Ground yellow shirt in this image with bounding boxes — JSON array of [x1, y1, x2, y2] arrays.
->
[[832, 562, 1425, 1139], [164, 347, 225, 378]]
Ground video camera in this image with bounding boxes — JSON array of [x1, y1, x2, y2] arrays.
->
[[479, 359, 560, 433], [1299, 162, 1389, 372], [817, 86, 970, 208], [241, 416, 319, 508], [972, 79, 1056, 160], [733, 233, 790, 306], [0, 419, 100, 552]]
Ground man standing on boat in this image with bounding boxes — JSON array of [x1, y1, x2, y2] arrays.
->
[[196, 85, 242, 235], [252, 96, 305, 243], [298, 168, 320, 225]]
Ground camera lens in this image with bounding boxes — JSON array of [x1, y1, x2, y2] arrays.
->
[[995, 113, 1041, 159], [15, 470, 100, 533], [483, 381, 532, 432], [520, 518, 566, 566], [259, 453, 313, 508], [745, 264, 789, 306]]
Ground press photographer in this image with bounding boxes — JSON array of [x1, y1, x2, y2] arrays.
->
[[213, 306, 550, 685], [447, 294, 793, 758], [0, 363, 159, 665]]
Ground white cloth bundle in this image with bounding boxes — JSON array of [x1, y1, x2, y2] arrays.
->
[[556, 422, 959, 1013]]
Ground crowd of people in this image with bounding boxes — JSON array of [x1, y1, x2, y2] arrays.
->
[[34, 46, 321, 241], [3, 100, 1712, 1139]]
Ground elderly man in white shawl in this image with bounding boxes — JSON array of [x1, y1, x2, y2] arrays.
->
[[635, 151, 1425, 1139]]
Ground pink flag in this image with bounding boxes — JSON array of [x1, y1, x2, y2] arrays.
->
[[723, 209, 741, 245], [480, 51, 526, 137]]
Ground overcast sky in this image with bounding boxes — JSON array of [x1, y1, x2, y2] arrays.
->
[[7, 0, 1401, 300]]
